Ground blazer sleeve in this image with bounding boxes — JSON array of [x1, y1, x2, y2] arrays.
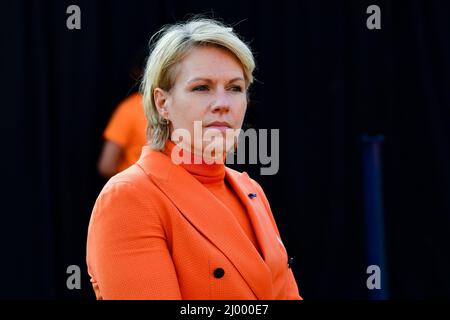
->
[[250, 178, 303, 300], [86, 181, 182, 299]]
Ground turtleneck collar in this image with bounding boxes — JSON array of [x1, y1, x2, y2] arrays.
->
[[162, 140, 226, 185]]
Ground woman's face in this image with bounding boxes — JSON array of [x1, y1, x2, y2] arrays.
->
[[154, 45, 247, 159]]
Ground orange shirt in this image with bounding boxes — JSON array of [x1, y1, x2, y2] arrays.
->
[[103, 92, 147, 172]]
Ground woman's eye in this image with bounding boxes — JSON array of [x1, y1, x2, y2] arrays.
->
[[192, 85, 209, 91], [230, 85, 243, 92]]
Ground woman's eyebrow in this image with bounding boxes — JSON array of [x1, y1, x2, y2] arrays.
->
[[187, 77, 212, 84], [187, 77, 245, 84], [227, 77, 245, 83]]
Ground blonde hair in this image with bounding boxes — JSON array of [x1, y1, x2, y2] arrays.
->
[[140, 18, 255, 150]]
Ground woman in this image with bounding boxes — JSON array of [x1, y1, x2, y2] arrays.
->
[[86, 18, 302, 300]]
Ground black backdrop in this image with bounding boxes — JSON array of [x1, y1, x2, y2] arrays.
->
[[1, 0, 449, 299]]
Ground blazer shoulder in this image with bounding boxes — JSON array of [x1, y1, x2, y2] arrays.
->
[[92, 164, 167, 224], [98, 163, 163, 205], [106, 163, 154, 188]]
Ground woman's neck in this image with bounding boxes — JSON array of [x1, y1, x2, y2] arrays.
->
[[162, 139, 226, 185]]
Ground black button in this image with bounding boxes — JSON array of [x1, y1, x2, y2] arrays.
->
[[213, 268, 225, 278], [248, 193, 257, 199], [288, 257, 294, 268]]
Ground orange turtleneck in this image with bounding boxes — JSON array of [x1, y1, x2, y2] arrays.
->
[[163, 140, 262, 256]]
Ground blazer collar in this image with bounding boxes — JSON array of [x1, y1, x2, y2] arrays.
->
[[136, 146, 284, 299]]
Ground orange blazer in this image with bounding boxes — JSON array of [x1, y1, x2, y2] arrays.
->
[[86, 145, 302, 300]]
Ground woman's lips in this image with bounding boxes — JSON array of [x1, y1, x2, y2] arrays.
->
[[204, 121, 233, 133], [205, 125, 231, 132]]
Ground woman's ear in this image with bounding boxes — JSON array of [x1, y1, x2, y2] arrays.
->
[[153, 88, 170, 119]]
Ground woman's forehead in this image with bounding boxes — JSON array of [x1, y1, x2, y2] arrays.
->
[[176, 46, 244, 81]]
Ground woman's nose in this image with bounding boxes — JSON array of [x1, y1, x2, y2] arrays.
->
[[211, 90, 231, 113]]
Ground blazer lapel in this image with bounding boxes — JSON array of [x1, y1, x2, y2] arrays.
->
[[226, 169, 288, 284], [137, 147, 274, 299]]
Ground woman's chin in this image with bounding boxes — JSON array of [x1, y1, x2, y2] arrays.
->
[[196, 141, 229, 162]]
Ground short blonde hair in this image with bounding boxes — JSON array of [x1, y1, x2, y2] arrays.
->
[[140, 18, 255, 150]]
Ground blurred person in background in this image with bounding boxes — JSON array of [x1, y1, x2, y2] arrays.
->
[[97, 51, 147, 178]]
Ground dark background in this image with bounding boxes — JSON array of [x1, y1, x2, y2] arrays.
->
[[1, 0, 449, 299]]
